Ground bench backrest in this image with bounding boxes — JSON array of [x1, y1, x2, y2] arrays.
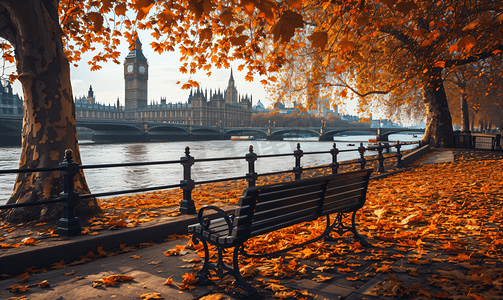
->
[[232, 169, 373, 239]]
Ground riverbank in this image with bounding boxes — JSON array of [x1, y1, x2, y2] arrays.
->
[[1, 149, 502, 299], [0, 148, 416, 242]]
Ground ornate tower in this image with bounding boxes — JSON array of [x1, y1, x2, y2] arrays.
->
[[86, 85, 95, 105], [124, 38, 148, 111], [224, 68, 238, 103]]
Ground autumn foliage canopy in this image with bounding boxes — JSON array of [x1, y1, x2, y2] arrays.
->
[[56, 0, 503, 144]]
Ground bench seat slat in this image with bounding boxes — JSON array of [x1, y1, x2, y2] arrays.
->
[[251, 198, 321, 223], [324, 188, 365, 205], [237, 206, 320, 237], [323, 197, 363, 214], [248, 213, 320, 238], [234, 190, 323, 218], [238, 181, 327, 206], [326, 180, 366, 195]]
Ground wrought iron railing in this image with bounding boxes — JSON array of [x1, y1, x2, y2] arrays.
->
[[0, 141, 420, 236]]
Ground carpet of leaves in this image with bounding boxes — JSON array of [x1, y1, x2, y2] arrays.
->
[[170, 151, 503, 300], [1, 150, 502, 300]]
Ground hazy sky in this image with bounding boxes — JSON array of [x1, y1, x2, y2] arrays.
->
[[8, 33, 361, 116], [8, 33, 276, 110], [68, 35, 275, 109]]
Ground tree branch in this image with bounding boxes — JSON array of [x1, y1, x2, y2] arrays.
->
[[0, 3, 17, 43], [445, 45, 503, 69], [337, 75, 406, 98]]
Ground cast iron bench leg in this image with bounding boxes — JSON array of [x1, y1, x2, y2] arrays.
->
[[194, 238, 256, 295], [232, 245, 256, 296], [349, 211, 371, 247], [325, 212, 371, 247], [195, 239, 213, 285]]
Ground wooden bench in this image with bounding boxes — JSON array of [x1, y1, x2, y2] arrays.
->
[[188, 168, 373, 294]]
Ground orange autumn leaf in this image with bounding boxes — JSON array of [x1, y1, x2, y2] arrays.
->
[[219, 10, 233, 26], [140, 292, 164, 299], [271, 10, 304, 42], [462, 20, 480, 31], [51, 259, 67, 269], [407, 258, 430, 265], [313, 275, 332, 282], [177, 272, 198, 290], [199, 28, 212, 42], [199, 294, 224, 300], [38, 280, 50, 288], [308, 31, 327, 50], [433, 61, 445, 68], [456, 35, 476, 52], [92, 274, 134, 288], [337, 267, 353, 273], [9, 284, 30, 293], [286, 0, 303, 10], [375, 264, 392, 273], [338, 38, 355, 53], [163, 276, 173, 285]]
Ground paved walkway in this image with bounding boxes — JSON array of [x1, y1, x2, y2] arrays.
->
[[1, 236, 452, 300], [414, 150, 454, 165], [0, 151, 462, 299]]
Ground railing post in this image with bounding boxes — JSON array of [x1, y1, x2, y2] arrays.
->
[[358, 142, 366, 170], [57, 149, 81, 236], [246, 145, 258, 187], [293, 143, 303, 180], [330, 143, 339, 174], [395, 140, 402, 167], [180, 146, 196, 214], [495, 134, 501, 150], [377, 143, 385, 172]]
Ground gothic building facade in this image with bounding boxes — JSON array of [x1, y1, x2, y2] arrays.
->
[[0, 80, 23, 115], [74, 37, 252, 127]]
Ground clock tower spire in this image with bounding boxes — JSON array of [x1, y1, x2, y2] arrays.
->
[[124, 37, 148, 114]]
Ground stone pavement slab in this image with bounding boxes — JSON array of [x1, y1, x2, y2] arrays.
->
[[1, 234, 454, 300], [0, 236, 442, 300], [0, 238, 216, 300], [415, 151, 454, 165]]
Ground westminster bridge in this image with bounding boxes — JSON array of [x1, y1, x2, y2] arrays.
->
[[0, 115, 424, 145]]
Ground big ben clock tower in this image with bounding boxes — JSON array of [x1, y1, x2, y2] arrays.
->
[[124, 38, 148, 112]]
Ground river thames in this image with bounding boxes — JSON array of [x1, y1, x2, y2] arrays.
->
[[0, 133, 422, 204]]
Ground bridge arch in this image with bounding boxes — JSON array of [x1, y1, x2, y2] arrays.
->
[[378, 129, 424, 141], [148, 124, 189, 134], [271, 128, 320, 137], [225, 128, 268, 138], [77, 122, 144, 133], [320, 129, 377, 141], [191, 128, 220, 135]]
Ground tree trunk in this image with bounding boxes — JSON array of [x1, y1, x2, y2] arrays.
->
[[469, 109, 476, 131], [421, 67, 454, 148], [0, 1, 99, 222], [459, 87, 470, 133]]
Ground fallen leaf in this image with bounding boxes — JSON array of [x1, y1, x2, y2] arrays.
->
[[38, 280, 50, 288], [140, 292, 164, 299], [313, 275, 332, 282]]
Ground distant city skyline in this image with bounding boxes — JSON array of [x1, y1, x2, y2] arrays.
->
[[9, 34, 274, 110], [7, 34, 364, 117]]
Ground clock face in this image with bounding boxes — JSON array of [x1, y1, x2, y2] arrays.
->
[[126, 64, 133, 73], [139, 65, 146, 74]]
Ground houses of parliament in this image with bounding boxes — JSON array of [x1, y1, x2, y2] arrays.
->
[[75, 38, 253, 127]]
